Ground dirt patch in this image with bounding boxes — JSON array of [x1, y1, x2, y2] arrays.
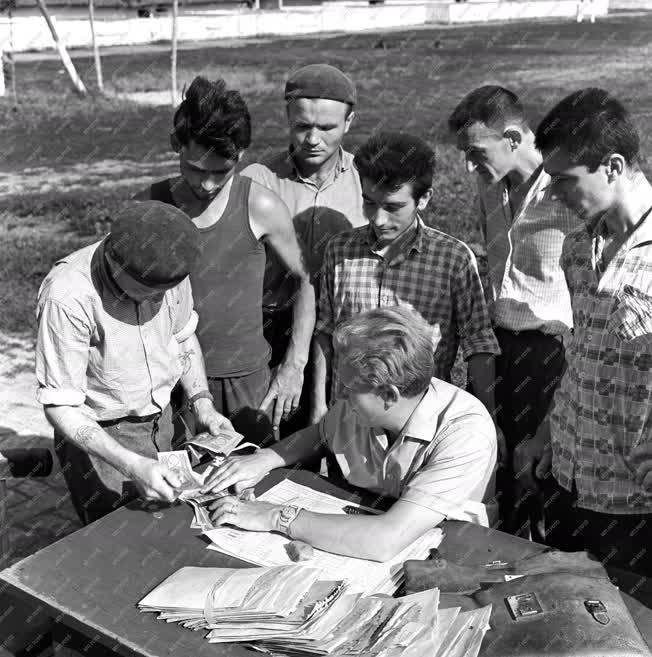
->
[[0, 157, 178, 196], [0, 331, 81, 565]]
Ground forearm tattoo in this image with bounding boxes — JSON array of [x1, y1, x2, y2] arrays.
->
[[74, 424, 104, 449], [179, 348, 195, 376]]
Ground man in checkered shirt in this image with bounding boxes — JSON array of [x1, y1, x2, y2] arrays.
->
[[312, 132, 501, 439], [519, 89, 652, 575], [449, 86, 579, 539]]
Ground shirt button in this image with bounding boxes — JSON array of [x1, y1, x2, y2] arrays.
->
[[587, 334, 592, 342]]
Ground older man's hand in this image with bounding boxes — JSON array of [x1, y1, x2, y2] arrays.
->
[[192, 398, 234, 435]]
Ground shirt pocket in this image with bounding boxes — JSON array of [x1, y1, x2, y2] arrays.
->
[[607, 285, 652, 344]]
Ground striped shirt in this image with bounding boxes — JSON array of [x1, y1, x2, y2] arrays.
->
[[478, 167, 577, 334], [551, 210, 652, 514], [316, 219, 499, 399], [36, 239, 197, 421]]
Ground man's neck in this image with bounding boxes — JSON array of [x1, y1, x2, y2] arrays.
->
[[190, 176, 235, 229], [601, 173, 652, 239], [381, 391, 427, 443], [505, 142, 543, 188], [293, 148, 341, 187]]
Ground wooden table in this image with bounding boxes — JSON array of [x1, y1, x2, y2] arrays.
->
[[0, 469, 650, 656]]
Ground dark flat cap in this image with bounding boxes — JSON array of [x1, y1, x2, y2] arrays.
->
[[285, 64, 356, 106], [107, 201, 200, 287]]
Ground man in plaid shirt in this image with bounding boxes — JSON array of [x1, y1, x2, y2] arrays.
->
[[520, 89, 652, 575], [313, 132, 500, 436]]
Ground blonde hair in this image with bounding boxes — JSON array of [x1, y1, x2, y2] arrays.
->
[[333, 305, 434, 398]]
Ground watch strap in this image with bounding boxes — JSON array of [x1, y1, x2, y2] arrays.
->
[[278, 505, 301, 537], [188, 390, 214, 406]]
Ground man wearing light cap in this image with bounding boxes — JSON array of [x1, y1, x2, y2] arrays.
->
[[242, 63, 366, 432], [36, 201, 233, 525]]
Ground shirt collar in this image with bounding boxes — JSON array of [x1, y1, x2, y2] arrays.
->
[[399, 382, 441, 444], [364, 216, 424, 255]]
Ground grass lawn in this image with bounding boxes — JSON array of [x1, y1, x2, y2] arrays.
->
[[2, 13, 652, 336]]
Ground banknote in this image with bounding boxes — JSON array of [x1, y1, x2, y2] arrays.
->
[[157, 450, 200, 490], [185, 491, 227, 530], [184, 430, 244, 457]]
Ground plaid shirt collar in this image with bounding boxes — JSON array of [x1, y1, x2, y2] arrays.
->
[[362, 216, 424, 261]]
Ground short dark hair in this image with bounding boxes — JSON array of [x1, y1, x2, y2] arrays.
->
[[172, 76, 252, 159], [448, 85, 526, 135], [354, 132, 435, 201], [535, 88, 640, 171]]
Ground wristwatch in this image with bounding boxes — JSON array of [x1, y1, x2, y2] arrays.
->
[[277, 505, 301, 537]]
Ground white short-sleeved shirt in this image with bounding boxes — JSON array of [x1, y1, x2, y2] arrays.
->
[[319, 378, 497, 520]]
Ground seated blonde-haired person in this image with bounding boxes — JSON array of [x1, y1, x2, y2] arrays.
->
[[203, 306, 497, 562]]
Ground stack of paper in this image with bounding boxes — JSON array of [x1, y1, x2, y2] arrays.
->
[[139, 565, 343, 631], [139, 564, 491, 657], [204, 480, 444, 595]]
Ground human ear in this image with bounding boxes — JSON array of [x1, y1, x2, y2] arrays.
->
[[170, 132, 182, 153], [381, 385, 401, 409], [605, 154, 625, 181], [417, 188, 433, 212], [344, 109, 355, 134], [503, 127, 522, 151]]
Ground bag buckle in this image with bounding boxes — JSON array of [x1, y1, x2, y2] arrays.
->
[[584, 599, 610, 625]]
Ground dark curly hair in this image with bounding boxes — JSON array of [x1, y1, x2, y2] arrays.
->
[[354, 132, 435, 201], [172, 76, 252, 159]]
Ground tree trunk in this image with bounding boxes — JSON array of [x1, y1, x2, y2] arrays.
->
[[170, 0, 178, 107], [35, 0, 87, 95], [88, 0, 103, 91]]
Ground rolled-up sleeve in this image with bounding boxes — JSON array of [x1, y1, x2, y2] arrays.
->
[[315, 240, 336, 336], [171, 277, 198, 343], [401, 415, 497, 517], [36, 299, 91, 407], [454, 246, 500, 360]]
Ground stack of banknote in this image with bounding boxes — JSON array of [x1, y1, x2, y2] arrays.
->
[[156, 448, 226, 531]]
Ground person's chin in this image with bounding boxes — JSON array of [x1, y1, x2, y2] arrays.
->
[[298, 151, 327, 164], [374, 231, 396, 245]]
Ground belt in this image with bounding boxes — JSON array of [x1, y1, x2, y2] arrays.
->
[[98, 412, 161, 428]]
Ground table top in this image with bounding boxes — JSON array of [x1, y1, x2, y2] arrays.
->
[[1, 469, 650, 657]]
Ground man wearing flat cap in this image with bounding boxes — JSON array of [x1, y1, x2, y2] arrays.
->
[[36, 201, 233, 525], [242, 63, 366, 432]]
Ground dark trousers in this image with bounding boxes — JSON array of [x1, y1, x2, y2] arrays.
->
[[543, 477, 652, 577], [172, 367, 275, 448], [54, 406, 174, 526], [494, 327, 566, 538], [208, 368, 275, 447]]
